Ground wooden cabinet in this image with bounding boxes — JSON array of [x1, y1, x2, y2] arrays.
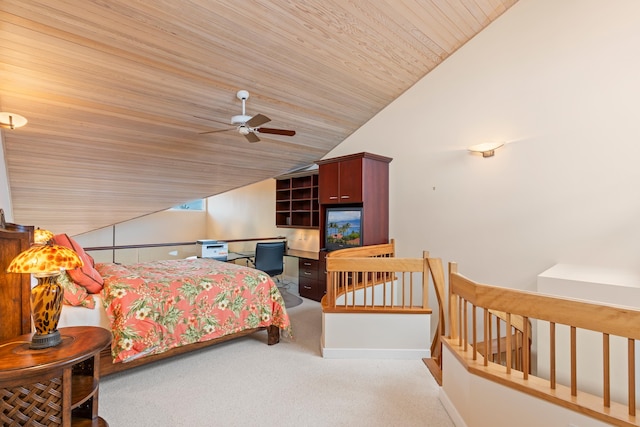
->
[[297, 254, 326, 301], [317, 152, 392, 249], [0, 220, 34, 342], [275, 173, 319, 229], [318, 156, 363, 204], [0, 326, 111, 426]]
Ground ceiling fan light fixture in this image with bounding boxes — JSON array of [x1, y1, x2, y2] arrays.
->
[[0, 112, 28, 130], [231, 114, 252, 125]]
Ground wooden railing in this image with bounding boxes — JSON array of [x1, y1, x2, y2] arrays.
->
[[323, 241, 431, 315], [83, 236, 286, 263], [446, 262, 640, 426], [82, 236, 286, 252]]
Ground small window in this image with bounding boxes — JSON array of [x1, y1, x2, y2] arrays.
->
[[170, 199, 205, 211]]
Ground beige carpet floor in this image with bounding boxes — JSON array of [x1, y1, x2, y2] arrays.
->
[[99, 297, 454, 426]]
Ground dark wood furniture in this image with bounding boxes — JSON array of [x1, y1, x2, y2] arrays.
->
[[275, 172, 319, 229], [297, 256, 319, 300], [298, 255, 329, 302], [0, 214, 34, 342], [273, 153, 390, 301], [0, 326, 111, 427], [317, 152, 392, 249]]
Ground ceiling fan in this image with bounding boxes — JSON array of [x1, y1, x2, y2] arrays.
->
[[199, 90, 296, 143]]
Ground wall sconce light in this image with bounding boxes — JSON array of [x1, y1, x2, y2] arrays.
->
[[7, 243, 83, 348], [468, 142, 504, 158], [0, 112, 28, 130]]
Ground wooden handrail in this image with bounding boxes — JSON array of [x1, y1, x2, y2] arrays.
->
[[323, 241, 430, 315], [450, 269, 640, 339], [83, 236, 286, 252], [83, 241, 196, 251], [447, 262, 640, 426]]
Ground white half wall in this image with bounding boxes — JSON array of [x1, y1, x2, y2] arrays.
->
[[440, 344, 611, 427], [322, 312, 430, 360]]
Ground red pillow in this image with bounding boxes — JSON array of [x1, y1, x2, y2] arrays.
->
[[52, 233, 104, 293]]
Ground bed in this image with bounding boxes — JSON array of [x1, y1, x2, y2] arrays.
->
[[0, 224, 291, 377]]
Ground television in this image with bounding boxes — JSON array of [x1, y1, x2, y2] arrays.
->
[[324, 206, 363, 251]]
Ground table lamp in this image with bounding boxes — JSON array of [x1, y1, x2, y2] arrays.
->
[[7, 242, 83, 349], [33, 227, 54, 245]]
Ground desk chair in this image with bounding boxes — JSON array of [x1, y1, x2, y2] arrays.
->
[[253, 241, 303, 308], [252, 241, 286, 285]]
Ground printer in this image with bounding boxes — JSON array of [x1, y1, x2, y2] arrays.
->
[[196, 240, 228, 261]]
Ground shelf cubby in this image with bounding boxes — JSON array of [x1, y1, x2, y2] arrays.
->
[[275, 172, 319, 229]]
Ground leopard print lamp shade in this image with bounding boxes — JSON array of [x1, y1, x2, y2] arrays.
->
[[6, 244, 83, 348]]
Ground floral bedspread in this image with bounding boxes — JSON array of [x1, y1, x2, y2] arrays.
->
[[97, 258, 291, 363]]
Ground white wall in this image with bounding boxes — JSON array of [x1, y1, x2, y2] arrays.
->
[[74, 209, 207, 263], [323, 0, 640, 291], [206, 179, 319, 252], [0, 130, 13, 221], [206, 179, 320, 279]]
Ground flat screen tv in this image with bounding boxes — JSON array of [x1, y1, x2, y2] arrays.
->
[[324, 207, 363, 251]]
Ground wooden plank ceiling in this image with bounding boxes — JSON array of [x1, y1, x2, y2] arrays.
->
[[0, 0, 517, 235]]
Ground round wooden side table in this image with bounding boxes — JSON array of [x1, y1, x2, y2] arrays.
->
[[0, 326, 111, 426]]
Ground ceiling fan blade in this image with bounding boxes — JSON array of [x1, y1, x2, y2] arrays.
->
[[256, 127, 296, 137], [244, 132, 260, 143], [199, 128, 234, 135], [246, 113, 270, 127]]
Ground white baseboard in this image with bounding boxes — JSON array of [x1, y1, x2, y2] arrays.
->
[[321, 347, 430, 359], [439, 388, 467, 427]]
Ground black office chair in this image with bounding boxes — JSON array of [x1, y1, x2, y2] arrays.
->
[[253, 241, 303, 308], [252, 241, 286, 284]]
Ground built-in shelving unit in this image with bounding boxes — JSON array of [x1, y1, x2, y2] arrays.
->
[[275, 172, 319, 229], [317, 152, 392, 248]]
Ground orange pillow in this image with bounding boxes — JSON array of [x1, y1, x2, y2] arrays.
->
[[52, 233, 104, 293]]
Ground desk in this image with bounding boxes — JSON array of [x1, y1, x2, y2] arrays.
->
[[226, 249, 325, 300], [227, 251, 254, 263], [287, 248, 320, 261], [229, 249, 319, 262]]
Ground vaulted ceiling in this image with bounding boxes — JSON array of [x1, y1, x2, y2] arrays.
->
[[1, 0, 517, 235]]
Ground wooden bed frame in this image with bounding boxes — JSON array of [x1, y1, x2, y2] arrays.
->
[[99, 324, 279, 376], [0, 218, 280, 377]]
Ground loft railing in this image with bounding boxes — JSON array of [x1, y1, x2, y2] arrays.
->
[[83, 236, 286, 264], [323, 241, 431, 315], [446, 262, 640, 427]]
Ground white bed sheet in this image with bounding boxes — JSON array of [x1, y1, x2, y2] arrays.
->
[[59, 294, 111, 330]]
